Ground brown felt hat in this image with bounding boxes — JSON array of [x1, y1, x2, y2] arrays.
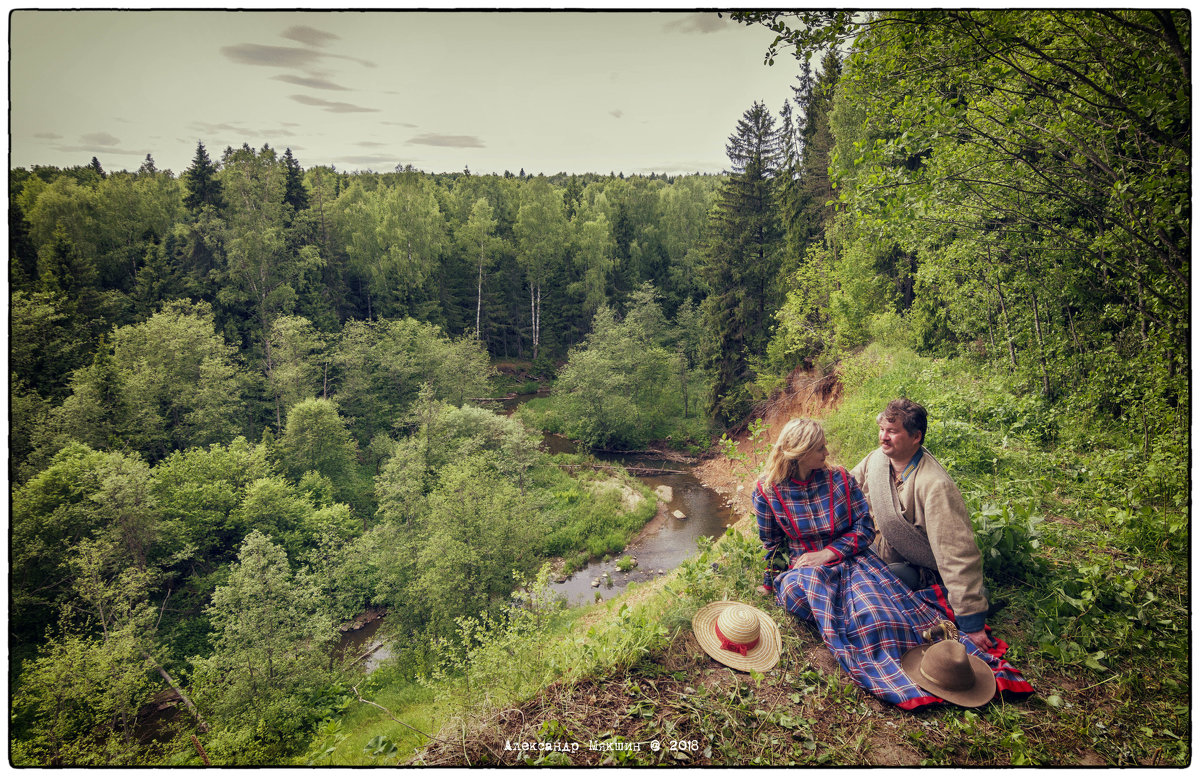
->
[[692, 601, 781, 673], [901, 638, 997, 707]]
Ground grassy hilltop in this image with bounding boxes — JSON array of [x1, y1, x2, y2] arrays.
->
[[305, 345, 1189, 767]]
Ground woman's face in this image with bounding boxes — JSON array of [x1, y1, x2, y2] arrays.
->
[[797, 439, 828, 473]]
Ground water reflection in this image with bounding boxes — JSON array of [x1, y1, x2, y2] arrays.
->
[[335, 615, 393, 673]]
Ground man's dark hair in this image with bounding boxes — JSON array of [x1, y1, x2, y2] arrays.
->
[[879, 398, 927, 445]]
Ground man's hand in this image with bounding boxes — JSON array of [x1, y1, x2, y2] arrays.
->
[[756, 584, 772, 597], [965, 628, 996, 651], [793, 548, 838, 567]]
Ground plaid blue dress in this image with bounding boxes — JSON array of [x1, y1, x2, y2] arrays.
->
[[754, 467, 1033, 709]]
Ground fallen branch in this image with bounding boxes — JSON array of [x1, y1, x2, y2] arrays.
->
[[556, 463, 686, 475], [350, 683, 452, 749], [347, 641, 387, 667], [143, 652, 209, 733], [590, 448, 700, 463], [190, 734, 211, 765]]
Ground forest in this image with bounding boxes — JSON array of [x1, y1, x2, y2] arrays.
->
[[9, 9, 1189, 766]]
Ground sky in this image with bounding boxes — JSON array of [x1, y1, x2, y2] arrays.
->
[[9, 9, 805, 176]]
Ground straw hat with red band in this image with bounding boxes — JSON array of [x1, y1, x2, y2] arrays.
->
[[692, 601, 781, 672]]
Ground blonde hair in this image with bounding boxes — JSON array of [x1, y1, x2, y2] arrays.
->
[[759, 418, 826, 485]]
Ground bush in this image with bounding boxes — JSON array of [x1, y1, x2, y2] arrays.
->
[[966, 497, 1046, 582], [534, 297, 711, 451]]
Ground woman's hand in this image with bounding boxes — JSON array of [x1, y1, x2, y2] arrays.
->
[[793, 548, 838, 567]]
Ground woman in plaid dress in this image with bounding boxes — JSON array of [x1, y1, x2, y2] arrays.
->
[[753, 418, 1032, 709]]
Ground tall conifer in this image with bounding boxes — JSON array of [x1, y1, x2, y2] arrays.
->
[[182, 141, 224, 212], [702, 101, 784, 424], [282, 148, 309, 211]]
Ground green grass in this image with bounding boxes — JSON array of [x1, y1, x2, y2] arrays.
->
[[821, 345, 1189, 764], [528, 454, 659, 562], [297, 668, 439, 766]]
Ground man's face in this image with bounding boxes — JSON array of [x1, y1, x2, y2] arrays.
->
[[878, 416, 922, 461]]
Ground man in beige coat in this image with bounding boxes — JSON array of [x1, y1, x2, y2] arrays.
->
[[850, 398, 995, 651]]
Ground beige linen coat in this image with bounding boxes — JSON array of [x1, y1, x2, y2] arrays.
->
[[851, 447, 988, 624]]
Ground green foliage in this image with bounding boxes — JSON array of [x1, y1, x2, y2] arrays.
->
[[404, 454, 542, 639], [189, 531, 339, 763], [537, 469, 656, 560], [538, 285, 711, 450], [764, 242, 837, 377], [967, 498, 1046, 581], [56, 299, 248, 460], [264, 314, 327, 425], [11, 444, 165, 647], [182, 141, 224, 212], [10, 289, 89, 401], [278, 398, 369, 513], [218, 143, 323, 343], [718, 417, 771, 481], [11, 534, 166, 766], [9, 160, 724, 765], [280, 399, 357, 481], [333, 174, 446, 318], [824, 9, 1187, 439], [1032, 550, 1185, 677], [150, 436, 275, 568], [11, 629, 158, 766], [331, 317, 494, 445]]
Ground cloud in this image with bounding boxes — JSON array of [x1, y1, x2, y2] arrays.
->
[[34, 132, 62, 140], [610, 109, 624, 119], [382, 121, 418, 128], [190, 121, 250, 133], [53, 144, 143, 158], [282, 25, 339, 48], [273, 74, 349, 90], [334, 154, 401, 165], [355, 141, 388, 147], [221, 43, 324, 68], [290, 94, 379, 113], [407, 133, 485, 148], [222, 42, 376, 71], [80, 132, 121, 146], [663, 13, 729, 34]]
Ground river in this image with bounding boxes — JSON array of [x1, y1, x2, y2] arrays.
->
[[335, 392, 739, 668], [544, 450, 738, 606]]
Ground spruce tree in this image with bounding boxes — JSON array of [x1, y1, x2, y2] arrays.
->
[[39, 226, 98, 299], [702, 101, 784, 424], [790, 51, 842, 251], [137, 154, 158, 176], [282, 148, 309, 212], [182, 141, 224, 212]]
